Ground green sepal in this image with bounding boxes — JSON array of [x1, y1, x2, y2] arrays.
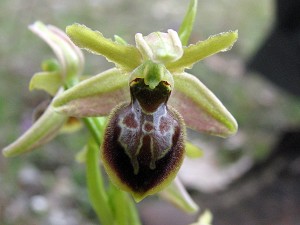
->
[[178, 0, 198, 46], [66, 23, 142, 72], [29, 71, 62, 96], [169, 72, 238, 137], [159, 178, 199, 213], [167, 30, 238, 72], [2, 104, 68, 157], [185, 141, 203, 158], [53, 68, 130, 117]]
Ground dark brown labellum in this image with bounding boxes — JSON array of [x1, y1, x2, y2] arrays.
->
[[101, 78, 185, 201]]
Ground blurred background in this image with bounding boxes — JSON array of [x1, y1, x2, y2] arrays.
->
[[0, 0, 300, 224]]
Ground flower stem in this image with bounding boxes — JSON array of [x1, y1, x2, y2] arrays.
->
[[66, 73, 141, 225], [83, 117, 104, 146], [84, 116, 142, 225], [86, 136, 115, 225]]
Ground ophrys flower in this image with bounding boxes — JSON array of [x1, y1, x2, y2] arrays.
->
[[52, 19, 238, 201]]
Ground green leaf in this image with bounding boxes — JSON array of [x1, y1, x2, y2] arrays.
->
[[2, 105, 68, 157], [169, 72, 238, 137], [53, 68, 130, 117], [29, 71, 62, 96], [178, 0, 198, 46], [108, 184, 142, 225], [167, 30, 238, 72], [66, 23, 142, 72], [126, 195, 142, 225], [107, 184, 127, 225], [159, 178, 199, 213], [185, 141, 203, 158]]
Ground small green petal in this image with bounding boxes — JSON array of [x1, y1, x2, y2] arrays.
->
[[167, 30, 238, 72], [29, 71, 62, 96], [2, 104, 68, 157], [185, 141, 203, 158], [169, 72, 238, 137], [178, 0, 198, 46], [53, 68, 130, 117], [66, 23, 142, 72], [160, 178, 199, 213]]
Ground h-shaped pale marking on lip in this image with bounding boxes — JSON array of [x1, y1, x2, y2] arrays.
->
[[118, 97, 175, 175]]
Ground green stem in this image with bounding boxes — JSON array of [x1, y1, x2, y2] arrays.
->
[[83, 117, 104, 146], [84, 116, 142, 225], [68, 81, 141, 225], [67, 79, 116, 225], [86, 136, 115, 225]]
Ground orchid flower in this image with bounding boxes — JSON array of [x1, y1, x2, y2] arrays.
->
[[2, 2, 238, 222], [51, 1, 238, 202], [2, 21, 84, 157]]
